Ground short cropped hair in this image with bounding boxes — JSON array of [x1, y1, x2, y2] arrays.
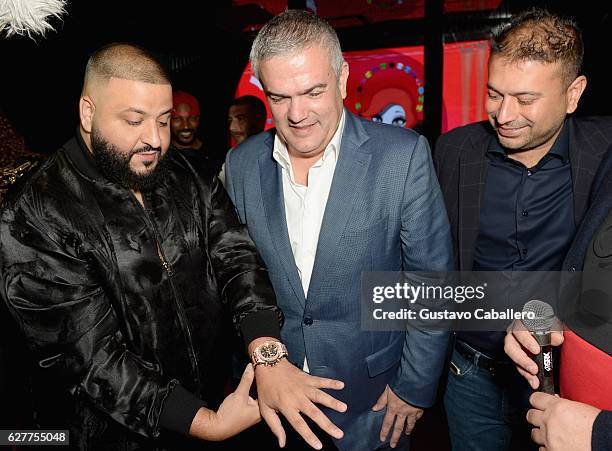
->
[[230, 95, 267, 123], [83, 42, 171, 90], [250, 9, 344, 80], [491, 8, 583, 85]]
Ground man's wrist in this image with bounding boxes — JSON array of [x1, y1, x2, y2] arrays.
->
[[189, 407, 218, 440], [252, 355, 292, 375]]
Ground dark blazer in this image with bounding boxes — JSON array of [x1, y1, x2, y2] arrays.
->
[[564, 143, 612, 271], [560, 145, 612, 451], [561, 143, 612, 356], [434, 117, 612, 271]]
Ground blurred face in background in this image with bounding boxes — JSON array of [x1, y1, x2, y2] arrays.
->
[[171, 103, 200, 147], [228, 104, 265, 144]]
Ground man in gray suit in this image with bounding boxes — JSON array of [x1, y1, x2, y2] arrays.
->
[[225, 10, 453, 451]]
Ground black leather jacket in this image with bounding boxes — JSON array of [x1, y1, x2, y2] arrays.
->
[[0, 134, 281, 448]]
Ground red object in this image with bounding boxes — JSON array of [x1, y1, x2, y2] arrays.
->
[[234, 41, 490, 136], [316, 0, 502, 27], [172, 91, 200, 116], [231, 0, 502, 29], [560, 329, 612, 410], [444, 0, 502, 13], [232, 0, 286, 16], [344, 46, 425, 129], [233, 62, 274, 129]]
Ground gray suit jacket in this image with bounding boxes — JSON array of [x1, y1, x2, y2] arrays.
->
[[225, 110, 453, 450]]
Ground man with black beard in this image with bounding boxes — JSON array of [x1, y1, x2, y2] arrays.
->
[[91, 128, 169, 192], [0, 43, 286, 449]]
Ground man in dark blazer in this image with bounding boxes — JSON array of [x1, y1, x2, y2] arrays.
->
[[504, 146, 612, 451], [225, 10, 453, 451], [434, 8, 612, 451]]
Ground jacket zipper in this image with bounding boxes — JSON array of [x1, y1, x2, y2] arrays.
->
[[156, 244, 174, 277], [139, 195, 202, 393]]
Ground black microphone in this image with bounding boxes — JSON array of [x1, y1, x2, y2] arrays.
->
[[522, 300, 556, 394]]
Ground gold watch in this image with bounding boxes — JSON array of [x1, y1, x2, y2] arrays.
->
[[251, 341, 288, 367]]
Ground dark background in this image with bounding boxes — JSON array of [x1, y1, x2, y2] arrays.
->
[[1, 0, 610, 164]]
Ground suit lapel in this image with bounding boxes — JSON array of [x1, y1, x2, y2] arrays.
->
[[307, 113, 371, 300], [258, 135, 307, 308], [569, 117, 585, 225], [568, 116, 605, 225], [458, 129, 490, 271], [571, 153, 612, 265]]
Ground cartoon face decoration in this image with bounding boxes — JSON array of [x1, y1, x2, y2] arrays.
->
[[346, 55, 424, 130], [371, 103, 406, 127]]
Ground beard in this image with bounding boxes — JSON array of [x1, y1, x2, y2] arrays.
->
[[91, 128, 168, 192]]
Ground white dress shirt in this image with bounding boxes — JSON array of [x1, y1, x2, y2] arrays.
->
[[272, 110, 346, 372]]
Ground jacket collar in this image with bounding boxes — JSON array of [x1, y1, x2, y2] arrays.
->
[[62, 128, 107, 182], [257, 110, 372, 304], [486, 119, 570, 164]]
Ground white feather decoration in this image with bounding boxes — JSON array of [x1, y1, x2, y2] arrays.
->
[[0, 0, 67, 39]]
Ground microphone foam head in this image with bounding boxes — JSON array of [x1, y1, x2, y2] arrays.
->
[[522, 300, 555, 332]]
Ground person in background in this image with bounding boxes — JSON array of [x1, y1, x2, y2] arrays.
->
[[1, 0, 67, 431], [219, 95, 267, 186], [434, 7, 612, 451], [228, 95, 267, 146], [0, 109, 45, 430], [171, 90, 204, 152]]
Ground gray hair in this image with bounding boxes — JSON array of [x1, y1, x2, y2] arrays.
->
[[250, 9, 345, 80]]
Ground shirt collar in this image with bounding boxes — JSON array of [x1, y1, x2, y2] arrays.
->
[[273, 109, 346, 171], [548, 120, 570, 163], [487, 119, 570, 163]]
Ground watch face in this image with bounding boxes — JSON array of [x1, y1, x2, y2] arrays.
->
[[260, 343, 279, 360]]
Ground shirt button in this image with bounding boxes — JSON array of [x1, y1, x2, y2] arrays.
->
[[569, 266, 576, 272], [522, 210, 529, 217], [522, 248, 528, 256], [527, 170, 533, 176], [303, 317, 313, 326]]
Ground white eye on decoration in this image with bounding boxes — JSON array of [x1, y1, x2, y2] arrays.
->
[[377, 104, 407, 128], [392, 117, 406, 127]]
